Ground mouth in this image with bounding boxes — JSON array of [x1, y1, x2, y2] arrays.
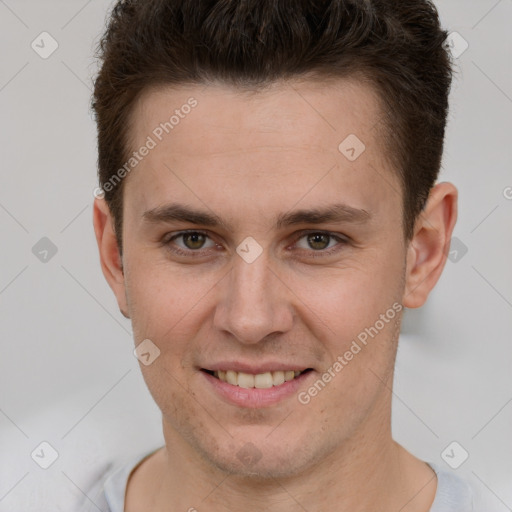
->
[[201, 368, 314, 389]]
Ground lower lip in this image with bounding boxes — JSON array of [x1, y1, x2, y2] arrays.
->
[[201, 370, 314, 408]]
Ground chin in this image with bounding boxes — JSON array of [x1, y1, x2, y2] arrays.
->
[[194, 433, 322, 481]]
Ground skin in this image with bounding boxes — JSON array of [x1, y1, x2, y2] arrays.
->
[[93, 77, 457, 512]]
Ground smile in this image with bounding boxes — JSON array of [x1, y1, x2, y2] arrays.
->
[[203, 369, 312, 389], [201, 367, 315, 408]]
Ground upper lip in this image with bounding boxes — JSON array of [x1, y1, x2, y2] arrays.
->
[[202, 362, 313, 374]]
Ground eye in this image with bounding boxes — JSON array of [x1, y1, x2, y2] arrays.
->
[[292, 230, 347, 257], [163, 230, 217, 256]]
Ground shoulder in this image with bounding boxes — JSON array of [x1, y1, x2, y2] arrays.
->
[[428, 462, 475, 512], [77, 449, 159, 512]]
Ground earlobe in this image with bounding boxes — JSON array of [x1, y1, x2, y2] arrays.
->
[[92, 197, 129, 317], [403, 182, 458, 309]]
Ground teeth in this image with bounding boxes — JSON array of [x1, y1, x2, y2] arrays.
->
[[237, 372, 255, 389], [272, 370, 285, 386], [254, 373, 273, 389], [226, 370, 238, 386], [213, 369, 306, 388]]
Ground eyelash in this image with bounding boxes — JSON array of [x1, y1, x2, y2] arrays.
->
[[162, 229, 348, 259]]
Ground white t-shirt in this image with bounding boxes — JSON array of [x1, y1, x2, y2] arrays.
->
[[78, 450, 475, 511]]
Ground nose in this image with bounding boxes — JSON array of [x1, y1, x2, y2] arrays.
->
[[213, 248, 294, 345]]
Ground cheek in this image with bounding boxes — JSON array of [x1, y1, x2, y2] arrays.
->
[[288, 249, 404, 404], [124, 254, 221, 340], [286, 248, 404, 342], [138, 361, 207, 437]]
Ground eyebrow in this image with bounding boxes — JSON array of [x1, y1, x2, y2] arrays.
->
[[142, 202, 371, 230]]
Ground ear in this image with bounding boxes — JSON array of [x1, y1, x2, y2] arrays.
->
[[403, 182, 458, 308], [92, 197, 130, 318]]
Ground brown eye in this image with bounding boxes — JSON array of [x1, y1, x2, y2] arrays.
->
[[182, 232, 207, 250], [306, 233, 331, 250], [164, 230, 217, 256], [293, 230, 348, 258]]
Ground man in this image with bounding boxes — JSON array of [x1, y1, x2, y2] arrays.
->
[[87, 0, 474, 510]]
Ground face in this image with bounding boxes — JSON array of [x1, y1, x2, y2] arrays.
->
[[101, 78, 411, 478]]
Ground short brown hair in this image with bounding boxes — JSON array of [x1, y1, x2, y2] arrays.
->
[[92, 0, 453, 253]]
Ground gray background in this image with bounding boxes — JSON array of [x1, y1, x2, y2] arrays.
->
[[0, 0, 511, 510]]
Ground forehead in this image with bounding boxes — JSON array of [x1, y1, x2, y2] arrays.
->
[[123, 77, 400, 227], [129, 77, 386, 157]]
